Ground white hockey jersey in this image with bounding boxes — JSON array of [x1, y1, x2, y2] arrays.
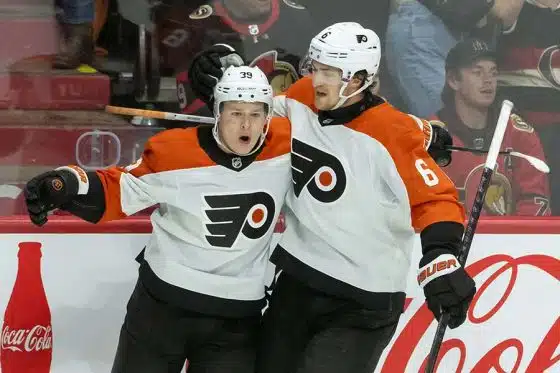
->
[[95, 122, 291, 316], [271, 77, 465, 310]]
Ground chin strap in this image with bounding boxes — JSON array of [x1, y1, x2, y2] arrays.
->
[[331, 81, 372, 110]]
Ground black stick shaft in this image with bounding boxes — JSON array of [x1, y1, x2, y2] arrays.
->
[[424, 166, 494, 373]]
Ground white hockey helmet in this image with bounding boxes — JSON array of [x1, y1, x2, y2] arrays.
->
[[301, 22, 381, 109], [212, 65, 273, 155]]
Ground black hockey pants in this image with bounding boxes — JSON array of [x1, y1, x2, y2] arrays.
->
[[111, 279, 259, 373], [256, 272, 400, 373]]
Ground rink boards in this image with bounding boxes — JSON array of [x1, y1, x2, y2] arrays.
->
[[0, 216, 557, 373]]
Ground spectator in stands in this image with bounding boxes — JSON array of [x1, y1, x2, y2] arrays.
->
[[496, 0, 560, 214], [385, 0, 525, 117], [431, 39, 551, 216], [53, 0, 95, 69]]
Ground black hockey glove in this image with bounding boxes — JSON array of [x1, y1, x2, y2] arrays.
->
[[428, 121, 453, 167], [24, 168, 82, 226], [188, 44, 244, 105], [418, 249, 476, 329]]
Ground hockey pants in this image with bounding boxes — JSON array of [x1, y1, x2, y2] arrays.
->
[[111, 279, 259, 373], [256, 272, 400, 373]]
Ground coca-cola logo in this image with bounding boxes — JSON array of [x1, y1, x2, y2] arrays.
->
[[1, 325, 52, 352], [380, 254, 560, 372]]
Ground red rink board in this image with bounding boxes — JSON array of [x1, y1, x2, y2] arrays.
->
[[0, 215, 557, 234]]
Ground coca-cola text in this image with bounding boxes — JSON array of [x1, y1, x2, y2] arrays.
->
[[381, 254, 560, 373], [1, 325, 53, 352]]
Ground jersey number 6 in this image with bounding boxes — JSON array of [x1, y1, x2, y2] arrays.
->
[[415, 159, 439, 187]]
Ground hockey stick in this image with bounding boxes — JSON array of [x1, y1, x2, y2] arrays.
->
[[446, 145, 550, 173], [424, 100, 514, 373], [105, 105, 215, 125]]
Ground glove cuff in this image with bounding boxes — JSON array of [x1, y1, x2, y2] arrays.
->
[[417, 252, 461, 288], [55, 165, 89, 195]]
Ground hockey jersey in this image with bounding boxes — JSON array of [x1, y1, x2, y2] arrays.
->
[[154, 0, 315, 116], [498, 2, 560, 126], [432, 108, 551, 216], [88, 120, 292, 316], [271, 77, 465, 311]]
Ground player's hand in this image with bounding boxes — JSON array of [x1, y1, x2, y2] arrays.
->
[[24, 170, 79, 226], [417, 249, 476, 329], [189, 44, 244, 104], [428, 121, 453, 167]]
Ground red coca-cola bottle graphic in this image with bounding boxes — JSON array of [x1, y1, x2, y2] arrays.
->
[[1, 242, 53, 372]]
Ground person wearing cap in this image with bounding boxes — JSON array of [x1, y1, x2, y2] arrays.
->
[[430, 38, 551, 216], [385, 0, 525, 117]]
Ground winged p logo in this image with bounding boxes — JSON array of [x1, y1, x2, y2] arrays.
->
[[203, 191, 276, 248], [291, 138, 346, 203]]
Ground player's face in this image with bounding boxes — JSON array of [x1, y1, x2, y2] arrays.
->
[[218, 101, 268, 155], [453, 59, 498, 108], [310, 61, 344, 110]]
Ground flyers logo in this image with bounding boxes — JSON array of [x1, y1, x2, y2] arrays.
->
[[291, 138, 346, 203], [203, 192, 276, 248]]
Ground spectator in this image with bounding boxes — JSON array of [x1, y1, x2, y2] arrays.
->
[[53, 0, 95, 69], [163, 0, 314, 117], [431, 39, 551, 216], [496, 0, 560, 214], [385, 0, 525, 117]]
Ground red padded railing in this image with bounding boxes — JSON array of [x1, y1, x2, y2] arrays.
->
[[0, 215, 558, 234]]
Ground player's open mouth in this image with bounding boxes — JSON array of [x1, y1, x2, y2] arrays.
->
[[239, 135, 250, 144], [316, 91, 327, 97]]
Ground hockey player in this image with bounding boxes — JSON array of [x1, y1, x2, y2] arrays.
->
[[433, 38, 551, 216], [23, 66, 292, 373], [189, 22, 476, 372], [153, 0, 316, 117]]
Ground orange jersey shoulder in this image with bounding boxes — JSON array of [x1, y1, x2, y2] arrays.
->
[[257, 117, 292, 161], [347, 104, 430, 151], [132, 127, 216, 177], [283, 76, 317, 112]]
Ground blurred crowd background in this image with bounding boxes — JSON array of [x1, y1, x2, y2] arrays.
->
[[0, 0, 558, 217]]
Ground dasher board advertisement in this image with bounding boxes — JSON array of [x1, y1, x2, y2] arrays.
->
[[0, 219, 558, 373]]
